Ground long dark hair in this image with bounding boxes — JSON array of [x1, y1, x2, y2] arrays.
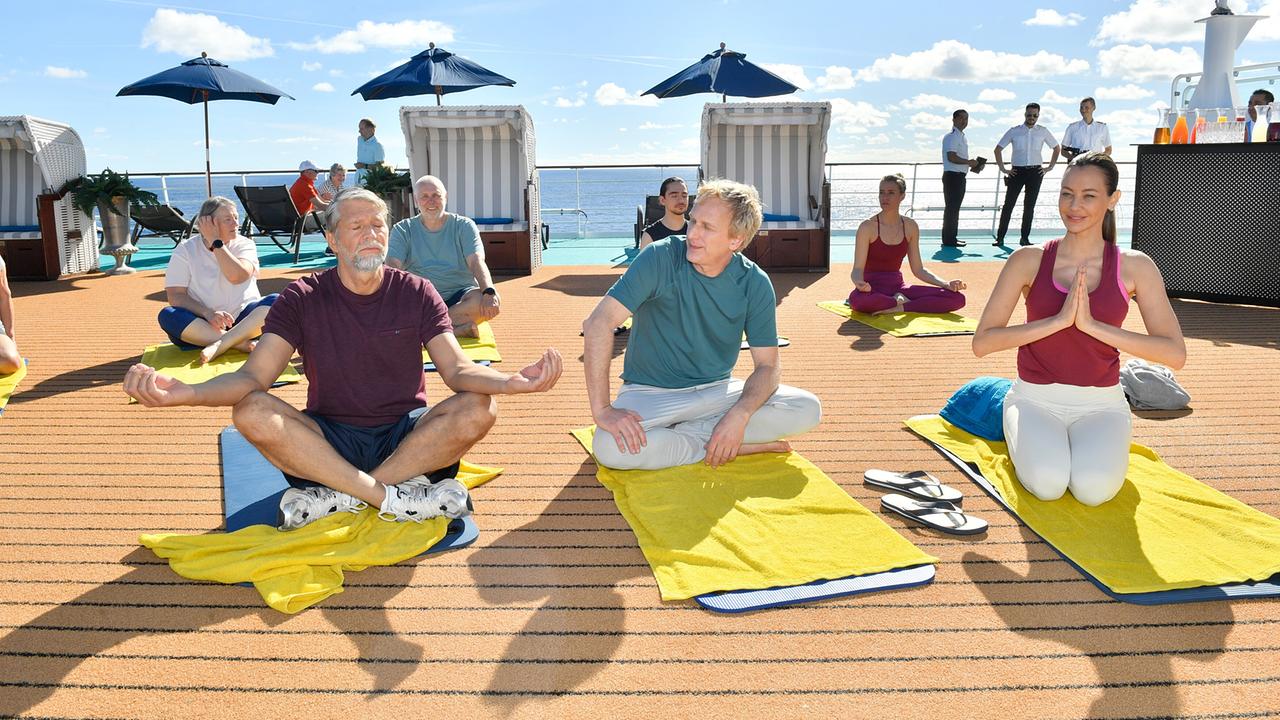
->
[[1067, 152, 1120, 244]]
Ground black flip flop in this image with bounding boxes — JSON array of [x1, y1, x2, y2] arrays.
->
[[864, 469, 963, 504], [880, 493, 988, 535]]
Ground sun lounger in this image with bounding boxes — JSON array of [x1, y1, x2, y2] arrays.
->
[[233, 184, 324, 262], [130, 204, 194, 246]]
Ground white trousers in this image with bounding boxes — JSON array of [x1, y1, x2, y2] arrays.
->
[[592, 379, 822, 471], [1002, 380, 1132, 506]]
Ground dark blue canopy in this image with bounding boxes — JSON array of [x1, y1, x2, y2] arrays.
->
[[643, 44, 799, 100], [117, 54, 293, 104], [352, 44, 515, 102]]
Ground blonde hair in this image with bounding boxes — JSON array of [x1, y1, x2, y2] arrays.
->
[[696, 178, 763, 249]]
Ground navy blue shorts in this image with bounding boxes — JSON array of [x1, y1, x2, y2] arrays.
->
[[443, 286, 479, 307], [157, 294, 279, 349], [283, 406, 459, 489]]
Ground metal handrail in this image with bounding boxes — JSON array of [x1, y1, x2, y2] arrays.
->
[[1170, 60, 1280, 109]]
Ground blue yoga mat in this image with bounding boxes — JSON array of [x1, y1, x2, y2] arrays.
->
[[696, 564, 936, 613], [219, 426, 478, 548], [925, 439, 1280, 605]]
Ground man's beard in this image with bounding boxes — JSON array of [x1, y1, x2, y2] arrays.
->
[[352, 246, 386, 272]]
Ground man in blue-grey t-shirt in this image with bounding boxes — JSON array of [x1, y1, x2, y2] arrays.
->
[[387, 175, 500, 337], [582, 179, 821, 471]]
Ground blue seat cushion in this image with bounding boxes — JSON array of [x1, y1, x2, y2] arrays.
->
[[0, 225, 40, 233], [762, 213, 801, 222], [472, 217, 515, 225], [939, 377, 1012, 441]]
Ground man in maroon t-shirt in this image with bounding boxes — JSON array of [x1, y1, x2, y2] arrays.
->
[[124, 189, 563, 530]]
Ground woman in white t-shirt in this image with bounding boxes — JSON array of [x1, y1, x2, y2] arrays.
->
[[157, 196, 277, 364]]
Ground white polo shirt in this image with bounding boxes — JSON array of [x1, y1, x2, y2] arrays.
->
[[942, 127, 969, 173], [164, 235, 262, 315], [996, 124, 1058, 167], [1062, 119, 1111, 152]]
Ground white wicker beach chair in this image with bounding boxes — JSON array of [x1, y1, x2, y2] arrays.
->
[[699, 101, 832, 271], [399, 105, 541, 275], [0, 115, 95, 280]]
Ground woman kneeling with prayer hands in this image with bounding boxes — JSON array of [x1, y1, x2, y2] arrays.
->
[[972, 153, 1185, 506]]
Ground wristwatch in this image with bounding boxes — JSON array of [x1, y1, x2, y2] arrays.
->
[[482, 287, 497, 296], [210, 239, 224, 250]]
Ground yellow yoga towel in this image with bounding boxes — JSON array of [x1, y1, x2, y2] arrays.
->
[[905, 414, 1280, 594], [137, 343, 301, 396], [0, 359, 27, 412], [140, 461, 502, 614], [817, 300, 977, 337], [571, 427, 936, 601], [424, 320, 502, 364]]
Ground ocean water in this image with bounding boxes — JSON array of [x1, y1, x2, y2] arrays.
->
[[133, 165, 1135, 248]]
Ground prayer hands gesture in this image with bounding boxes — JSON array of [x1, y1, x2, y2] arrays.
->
[[705, 408, 749, 468], [209, 310, 235, 332], [595, 405, 646, 455], [1056, 266, 1096, 333], [503, 348, 563, 395], [123, 363, 195, 407]]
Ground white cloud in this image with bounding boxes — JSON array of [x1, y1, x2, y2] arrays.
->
[[899, 93, 996, 114], [829, 98, 890, 134], [594, 82, 659, 106], [1024, 9, 1085, 26], [1094, 83, 1156, 101], [907, 111, 988, 131], [301, 61, 322, 71], [815, 66, 856, 92], [93, 127, 108, 134], [1096, 0, 1206, 45], [865, 133, 891, 146], [328, 69, 345, 77], [44, 66, 87, 79], [554, 96, 585, 107], [312, 82, 334, 92], [289, 20, 455, 54], [638, 121, 682, 130], [1098, 44, 1201, 82], [857, 40, 1090, 83], [141, 9, 273, 61], [761, 63, 812, 91], [1040, 89, 1077, 104], [978, 88, 1016, 102]]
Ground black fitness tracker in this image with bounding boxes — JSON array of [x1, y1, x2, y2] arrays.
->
[[210, 239, 224, 250]]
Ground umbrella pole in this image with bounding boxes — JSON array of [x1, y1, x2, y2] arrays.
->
[[203, 91, 212, 197]]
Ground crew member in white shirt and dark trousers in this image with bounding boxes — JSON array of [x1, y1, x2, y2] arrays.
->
[[993, 102, 1061, 247], [1061, 97, 1112, 160], [941, 108, 981, 248]]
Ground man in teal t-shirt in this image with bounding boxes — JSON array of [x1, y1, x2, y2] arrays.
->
[[582, 179, 821, 470], [388, 175, 500, 337]]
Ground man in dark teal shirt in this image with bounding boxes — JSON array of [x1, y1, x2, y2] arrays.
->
[[582, 179, 821, 470]]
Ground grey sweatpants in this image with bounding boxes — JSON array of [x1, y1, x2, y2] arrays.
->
[[592, 378, 822, 470]]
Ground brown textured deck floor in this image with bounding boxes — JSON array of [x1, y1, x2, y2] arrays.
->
[[1, 260, 1278, 720]]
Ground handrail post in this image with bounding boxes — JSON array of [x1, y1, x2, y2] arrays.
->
[[160, 175, 170, 205]]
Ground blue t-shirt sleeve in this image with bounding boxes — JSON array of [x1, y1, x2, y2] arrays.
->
[[743, 267, 778, 347], [387, 220, 412, 264], [606, 242, 664, 313], [458, 217, 482, 257]]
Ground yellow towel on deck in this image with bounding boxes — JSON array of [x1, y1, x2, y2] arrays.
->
[[0, 359, 27, 412], [817, 300, 976, 337], [424, 320, 502, 364], [905, 414, 1280, 594], [137, 344, 301, 397], [572, 427, 936, 601], [139, 461, 502, 614]]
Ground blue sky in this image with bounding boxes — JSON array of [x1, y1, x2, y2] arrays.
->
[[5, 0, 1279, 174]]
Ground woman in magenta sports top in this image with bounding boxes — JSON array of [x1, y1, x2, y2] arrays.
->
[[848, 174, 966, 314], [973, 153, 1185, 506]]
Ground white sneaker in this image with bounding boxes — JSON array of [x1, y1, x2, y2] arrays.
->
[[276, 486, 368, 531], [378, 477, 472, 523]]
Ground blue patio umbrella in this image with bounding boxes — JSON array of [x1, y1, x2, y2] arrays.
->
[[643, 43, 800, 103], [118, 52, 294, 196], [351, 43, 515, 104]]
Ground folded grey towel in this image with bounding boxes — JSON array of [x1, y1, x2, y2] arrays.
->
[[1119, 359, 1191, 410]]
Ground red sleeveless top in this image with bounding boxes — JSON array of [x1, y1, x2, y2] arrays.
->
[[1017, 239, 1130, 387], [864, 215, 909, 273]]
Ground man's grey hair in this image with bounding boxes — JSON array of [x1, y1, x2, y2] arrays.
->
[[696, 179, 763, 249], [322, 188, 388, 230], [195, 196, 236, 221]]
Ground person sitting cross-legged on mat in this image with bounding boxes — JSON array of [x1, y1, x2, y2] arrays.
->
[[847, 174, 966, 315], [125, 189, 564, 530], [387, 175, 500, 339], [156, 196, 278, 366], [583, 179, 822, 471], [0, 256, 21, 374], [973, 153, 1185, 506]]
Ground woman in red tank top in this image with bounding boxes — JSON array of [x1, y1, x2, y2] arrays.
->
[[848, 174, 967, 314], [972, 154, 1185, 506]]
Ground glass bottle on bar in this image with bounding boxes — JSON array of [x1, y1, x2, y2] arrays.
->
[[1171, 110, 1190, 144], [1191, 109, 1208, 143], [1153, 110, 1173, 144]]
